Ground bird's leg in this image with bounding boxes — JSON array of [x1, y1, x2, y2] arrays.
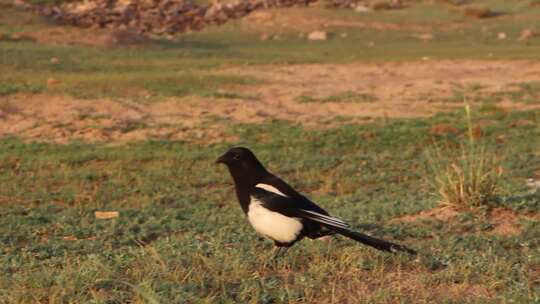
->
[[272, 247, 283, 260], [262, 247, 281, 269], [272, 246, 291, 261], [279, 246, 289, 258]]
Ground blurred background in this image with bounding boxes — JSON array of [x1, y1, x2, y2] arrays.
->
[[1, 0, 539, 303]]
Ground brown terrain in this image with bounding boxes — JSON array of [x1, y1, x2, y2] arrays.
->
[[1, 60, 540, 144], [393, 205, 540, 236]]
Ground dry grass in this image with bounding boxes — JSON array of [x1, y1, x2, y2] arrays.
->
[[427, 104, 503, 208]]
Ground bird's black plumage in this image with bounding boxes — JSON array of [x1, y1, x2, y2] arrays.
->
[[217, 147, 416, 256]]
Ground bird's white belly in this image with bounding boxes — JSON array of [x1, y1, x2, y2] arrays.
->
[[247, 199, 303, 244]]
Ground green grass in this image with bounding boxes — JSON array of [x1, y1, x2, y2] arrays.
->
[[295, 91, 378, 103], [0, 81, 44, 96], [2, 1, 540, 302], [1, 2, 540, 101], [1, 109, 540, 303], [0, 44, 263, 100]]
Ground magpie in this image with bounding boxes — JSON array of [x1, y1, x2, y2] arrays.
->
[[216, 147, 417, 257]]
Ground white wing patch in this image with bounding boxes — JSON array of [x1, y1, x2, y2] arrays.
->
[[248, 198, 302, 243], [255, 183, 287, 197], [254, 183, 348, 230], [300, 209, 349, 229]]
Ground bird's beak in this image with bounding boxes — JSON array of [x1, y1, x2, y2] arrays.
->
[[216, 153, 227, 164]]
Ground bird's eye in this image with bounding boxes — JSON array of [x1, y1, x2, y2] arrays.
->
[[233, 154, 240, 160]]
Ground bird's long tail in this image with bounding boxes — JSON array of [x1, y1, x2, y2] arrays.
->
[[330, 226, 417, 255], [297, 209, 417, 255]]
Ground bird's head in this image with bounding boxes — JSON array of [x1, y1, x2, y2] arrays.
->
[[216, 147, 266, 184]]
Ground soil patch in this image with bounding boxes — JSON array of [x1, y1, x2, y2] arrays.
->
[[487, 207, 540, 236], [1, 60, 540, 143], [393, 206, 540, 237], [0, 95, 238, 144], [213, 60, 540, 124], [394, 206, 459, 223]]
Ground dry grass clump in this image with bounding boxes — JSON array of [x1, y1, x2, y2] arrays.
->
[[427, 105, 503, 209]]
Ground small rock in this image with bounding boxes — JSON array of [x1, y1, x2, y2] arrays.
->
[[422, 56, 430, 61], [95, 211, 119, 219], [62, 235, 78, 241], [308, 31, 327, 41], [526, 178, 540, 191], [203, 4, 221, 20], [50, 57, 60, 64], [367, 41, 375, 47], [412, 33, 433, 41], [355, 4, 371, 13], [249, 11, 273, 22], [497, 32, 507, 40], [340, 32, 348, 38], [259, 33, 269, 40], [47, 78, 61, 86], [12, 0, 31, 8], [518, 28, 537, 41]]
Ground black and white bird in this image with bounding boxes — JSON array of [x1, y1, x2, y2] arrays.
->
[[216, 147, 416, 257]]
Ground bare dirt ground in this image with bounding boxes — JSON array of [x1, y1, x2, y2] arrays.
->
[[393, 205, 540, 236], [240, 7, 540, 34], [1, 60, 540, 143], [242, 9, 433, 32]]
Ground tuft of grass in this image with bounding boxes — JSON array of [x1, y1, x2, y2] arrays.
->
[[427, 104, 503, 208], [295, 91, 378, 103], [199, 90, 260, 100]]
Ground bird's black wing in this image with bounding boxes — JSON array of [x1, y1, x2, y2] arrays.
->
[[259, 174, 331, 215], [251, 186, 349, 228], [251, 187, 417, 255]]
